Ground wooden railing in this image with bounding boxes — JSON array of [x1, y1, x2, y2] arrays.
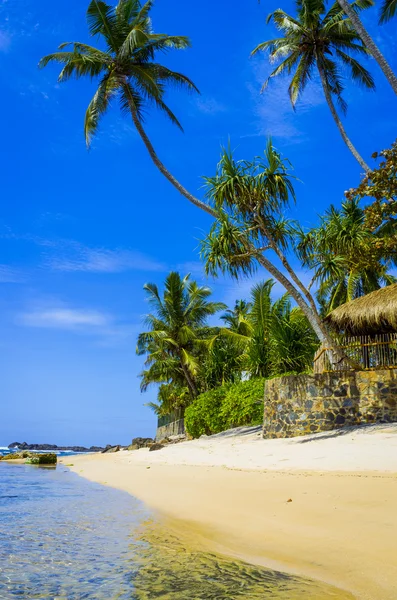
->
[[313, 333, 397, 373]]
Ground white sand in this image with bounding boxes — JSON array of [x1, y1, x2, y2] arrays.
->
[[63, 424, 397, 600], [123, 423, 397, 472]]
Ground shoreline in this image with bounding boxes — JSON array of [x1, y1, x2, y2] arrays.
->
[[61, 426, 397, 600]]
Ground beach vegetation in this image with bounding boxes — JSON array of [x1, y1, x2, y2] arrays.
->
[[296, 198, 397, 314], [185, 378, 265, 438], [136, 272, 226, 402], [201, 142, 346, 362], [252, 0, 375, 171], [39, 0, 214, 217]]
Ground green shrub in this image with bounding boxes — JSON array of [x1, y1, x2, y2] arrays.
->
[[185, 378, 266, 438], [220, 378, 265, 430], [185, 385, 231, 438]]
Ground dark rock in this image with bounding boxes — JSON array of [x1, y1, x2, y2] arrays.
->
[[130, 437, 154, 449], [101, 445, 120, 453], [25, 453, 57, 465], [149, 443, 164, 452], [8, 442, 106, 453]]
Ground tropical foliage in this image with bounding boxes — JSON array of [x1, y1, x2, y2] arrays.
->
[[184, 378, 265, 438], [39, 0, 214, 216], [138, 274, 318, 418], [200, 141, 342, 356], [220, 280, 318, 377], [136, 272, 226, 405], [252, 0, 374, 171], [297, 198, 397, 314]]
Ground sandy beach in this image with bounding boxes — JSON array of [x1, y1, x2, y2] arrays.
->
[[63, 424, 397, 600]]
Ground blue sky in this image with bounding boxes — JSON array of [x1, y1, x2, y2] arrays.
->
[[0, 0, 396, 446]]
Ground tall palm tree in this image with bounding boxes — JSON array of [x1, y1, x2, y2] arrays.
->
[[336, 0, 397, 94], [297, 198, 397, 313], [39, 0, 215, 217], [252, 0, 375, 171], [137, 272, 226, 400], [201, 142, 348, 363]]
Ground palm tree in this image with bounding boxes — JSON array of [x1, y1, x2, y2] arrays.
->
[[252, 0, 375, 171], [221, 281, 318, 376], [297, 198, 397, 313], [201, 142, 347, 363], [336, 0, 397, 94], [137, 272, 226, 401], [39, 0, 215, 217]]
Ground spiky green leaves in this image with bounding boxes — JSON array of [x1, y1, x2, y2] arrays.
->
[[379, 0, 397, 22], [252, 0, 374, 111], [40, 0, 198, 146]]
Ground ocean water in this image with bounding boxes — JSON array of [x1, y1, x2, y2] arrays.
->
[[0, 459, 354, 599]]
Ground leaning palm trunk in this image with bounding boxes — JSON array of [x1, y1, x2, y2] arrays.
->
[[337, 0, 397, 96], [127, 98, 216, 218], [255, 253, 348, 366], [317, 61, 370, 172]]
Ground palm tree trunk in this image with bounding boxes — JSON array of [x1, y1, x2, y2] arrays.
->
[[181, 361, 198, 398], [316, 61, 370, 172], [126, 95, 217, 218], [255, 252, 347, 365], [337, 0, 397, 96]]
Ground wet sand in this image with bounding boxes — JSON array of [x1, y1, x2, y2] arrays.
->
[[63, 425, 397, 600]]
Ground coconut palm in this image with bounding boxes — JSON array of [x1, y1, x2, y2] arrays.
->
[[297, 198, 397, 313], [252, 0, 375, 171], [137, 272, 226, 400], [39, 0, 215, 217], [336, 0, 397, 93]]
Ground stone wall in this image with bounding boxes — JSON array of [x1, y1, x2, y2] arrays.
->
[[263, 369, 397, 438], [156, 418, 185, 441]]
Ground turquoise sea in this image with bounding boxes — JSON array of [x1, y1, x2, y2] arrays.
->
[[0, 450, 353, 599]]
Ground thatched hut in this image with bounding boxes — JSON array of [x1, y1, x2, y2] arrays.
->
[[325, 284, 397, 336]]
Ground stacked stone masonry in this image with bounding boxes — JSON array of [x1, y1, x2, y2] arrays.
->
[[156, 418, 185, 441], [263, 369, 397, 438]]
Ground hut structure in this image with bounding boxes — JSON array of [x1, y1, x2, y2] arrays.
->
[[314, 284, 397, 372]]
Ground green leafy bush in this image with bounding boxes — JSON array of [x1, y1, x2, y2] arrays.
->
[[220, 378, 265, 430], [185, 385, 231, 438], [185, 378, 265, 438]]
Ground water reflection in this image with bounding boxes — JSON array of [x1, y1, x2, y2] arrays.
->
[[0, 464, 352, 599]]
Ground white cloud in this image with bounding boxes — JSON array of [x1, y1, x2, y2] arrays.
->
[[195, 97, 227, 115], [0, 265, 24, 283], [17, 300, 139, 344], [46, 242, 167, 274], [246, 60, 324, 140], [19, 307, 109, 329]]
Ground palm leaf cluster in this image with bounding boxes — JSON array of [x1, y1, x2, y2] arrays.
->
[[137, 274, 318, 416], [39, 0, 198, 146], [252, 0, 375, 170], [136, 272, 226, 411], [202, 140, 296, 280], [297, 198, 397, 314], [220, 281, 318, 377]]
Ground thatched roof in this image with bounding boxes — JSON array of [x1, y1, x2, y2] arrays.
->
[[325, 284, 397, 335]]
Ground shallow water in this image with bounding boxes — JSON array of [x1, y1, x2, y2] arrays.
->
[[0, 463, 353, 599]]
